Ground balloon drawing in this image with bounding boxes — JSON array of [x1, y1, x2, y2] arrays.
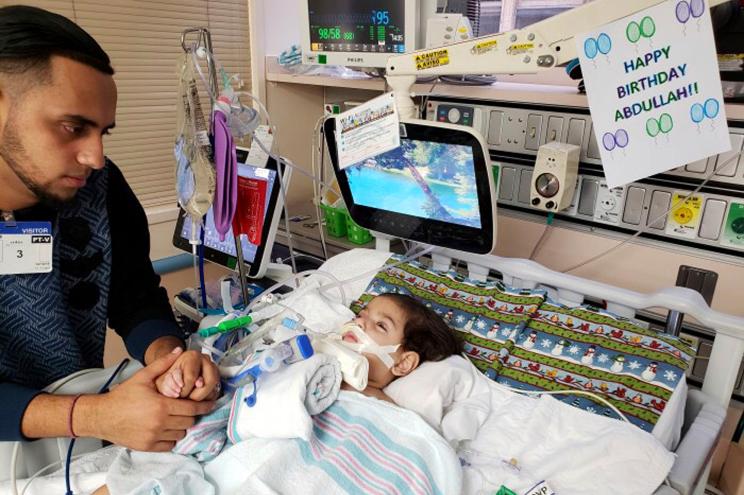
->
[[602, 132, 616, 151], [626, 21, 641, 43], [602, 129, 630, 151], [675, 1, 691, 23], [690, 0, 705, 18], [703, 98, 720, 119], [597, 33, 612, 55], [584, 37, 598, 59], [690, 103, 705, 123]]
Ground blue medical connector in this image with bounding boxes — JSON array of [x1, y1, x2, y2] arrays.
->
[[225, 334, 314, 406]]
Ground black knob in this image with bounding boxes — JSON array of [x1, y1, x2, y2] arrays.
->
[[531, 197, 541, 206], [546, 201, 556, 209]]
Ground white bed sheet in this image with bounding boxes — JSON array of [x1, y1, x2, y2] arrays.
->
[[385, 355, 675, 495], [315, 248, 687, 450]]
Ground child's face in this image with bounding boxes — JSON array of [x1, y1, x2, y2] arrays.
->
[[343, 296, 407, 388], [344, 296, 407, 347]]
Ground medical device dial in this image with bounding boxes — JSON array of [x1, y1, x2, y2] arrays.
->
[[732, 217, 744, 234], [535, 173, 560, 198], [674, 207, 694, 225]]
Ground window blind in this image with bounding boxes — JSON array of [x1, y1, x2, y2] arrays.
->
[[4, 0, 251, 209]]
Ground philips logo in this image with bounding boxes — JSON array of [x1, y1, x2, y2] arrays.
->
[[347, 57, 364, 63]]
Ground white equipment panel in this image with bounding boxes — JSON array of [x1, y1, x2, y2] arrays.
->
[[426, 98, 744, 258]]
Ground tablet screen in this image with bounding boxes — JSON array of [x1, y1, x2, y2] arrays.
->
[[179, 160, 279, 270], [324, 118, 495, 254], [344, 138, 482, 229]]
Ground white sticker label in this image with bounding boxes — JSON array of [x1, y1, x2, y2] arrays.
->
[[246, 125, 274, 168], [0, 222, 53, 275], [524, 480, 556, 495]]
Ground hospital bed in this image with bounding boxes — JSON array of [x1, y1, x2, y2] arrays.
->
[[5, 0, 742, 488], [317, 245, 742, 495], [1, 244, 741, 495], [417, 247, 736, 495]]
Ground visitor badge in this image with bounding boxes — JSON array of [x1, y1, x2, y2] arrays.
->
[[524, 480, 556, 495], [0, 221, 53, 275]]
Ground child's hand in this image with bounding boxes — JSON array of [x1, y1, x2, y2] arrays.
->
[[156, 368, 183, 398], [156, 368, 206, 398], [153, 349, 218, 400]]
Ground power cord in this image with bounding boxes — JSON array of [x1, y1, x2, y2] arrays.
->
[[529, 212, 554, 260], [63, 359, 130, 495], [561, 150, 744, 273]]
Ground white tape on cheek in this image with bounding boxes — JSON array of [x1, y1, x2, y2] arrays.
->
[[341, 323, 400, 369]]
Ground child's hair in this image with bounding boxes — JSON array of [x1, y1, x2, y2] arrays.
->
[[376, 293, 462, 362]]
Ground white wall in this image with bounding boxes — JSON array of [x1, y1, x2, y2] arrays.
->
[[263, 0, 301, 55]]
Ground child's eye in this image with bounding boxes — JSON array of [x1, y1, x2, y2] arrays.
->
[[376, 322, 388, 332]]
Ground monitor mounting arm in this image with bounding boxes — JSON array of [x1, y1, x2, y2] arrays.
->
[[385, 0, 728, 119]]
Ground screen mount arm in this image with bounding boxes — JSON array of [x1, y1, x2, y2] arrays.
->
[[386, 0, 728, 119]]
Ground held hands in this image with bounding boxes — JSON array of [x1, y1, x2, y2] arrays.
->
[[83, 348, 216, 452], [155, 348, 221, 401]]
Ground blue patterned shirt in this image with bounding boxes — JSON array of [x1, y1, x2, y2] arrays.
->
[[0, 160, 183, 440]]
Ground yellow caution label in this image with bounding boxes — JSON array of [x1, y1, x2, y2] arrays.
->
[[718, 54, 744, 60], [507, 43, 534, 55], [414, 49, 450, 71], [471, 40, 498, 55]]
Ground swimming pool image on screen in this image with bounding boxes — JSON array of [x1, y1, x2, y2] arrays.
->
[[345, 139, 481, 228]]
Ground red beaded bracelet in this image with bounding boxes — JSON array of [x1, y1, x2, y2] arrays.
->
[[68, 394, 82, 439]]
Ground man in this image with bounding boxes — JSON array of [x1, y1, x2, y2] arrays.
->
[[0, 5, 218, 451]]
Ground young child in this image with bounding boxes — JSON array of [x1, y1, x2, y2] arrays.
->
[[340, 293, 462, 402], [156, 293, 461, 401]]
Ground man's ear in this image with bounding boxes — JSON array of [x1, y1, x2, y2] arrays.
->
[[391, 350, 420, 377]]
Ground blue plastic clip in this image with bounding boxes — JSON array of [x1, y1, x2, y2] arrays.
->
[[244, 382, 258, 407]]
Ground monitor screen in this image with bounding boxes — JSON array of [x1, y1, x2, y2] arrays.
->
[[179, 164, 277, 260], [344, 139, 482, 229], [173, 152, 288, 278], [307, 0, 406, 54], [324, 119, 496, 254]]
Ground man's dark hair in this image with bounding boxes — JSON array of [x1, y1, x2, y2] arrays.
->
[[377, 293, 462, 362], [0, 5, 113, 80]]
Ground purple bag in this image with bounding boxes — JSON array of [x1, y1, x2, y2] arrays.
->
[[212, 108, 238, 241]]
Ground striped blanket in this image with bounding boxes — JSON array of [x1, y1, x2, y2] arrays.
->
[[204, 391, 461, 495]]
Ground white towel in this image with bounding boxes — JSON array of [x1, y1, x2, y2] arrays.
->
[[227, 353, 341, 443], [106, 449, 213, 495]]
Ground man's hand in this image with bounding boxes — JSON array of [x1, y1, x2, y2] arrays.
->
[[75, 348, 215, 452], [155, 349, 220, 401]]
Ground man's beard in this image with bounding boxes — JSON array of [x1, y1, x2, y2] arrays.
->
[[0, 120, 74, 209]]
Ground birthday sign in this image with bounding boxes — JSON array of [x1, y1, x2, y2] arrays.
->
[[577, 0, 730, 188]]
